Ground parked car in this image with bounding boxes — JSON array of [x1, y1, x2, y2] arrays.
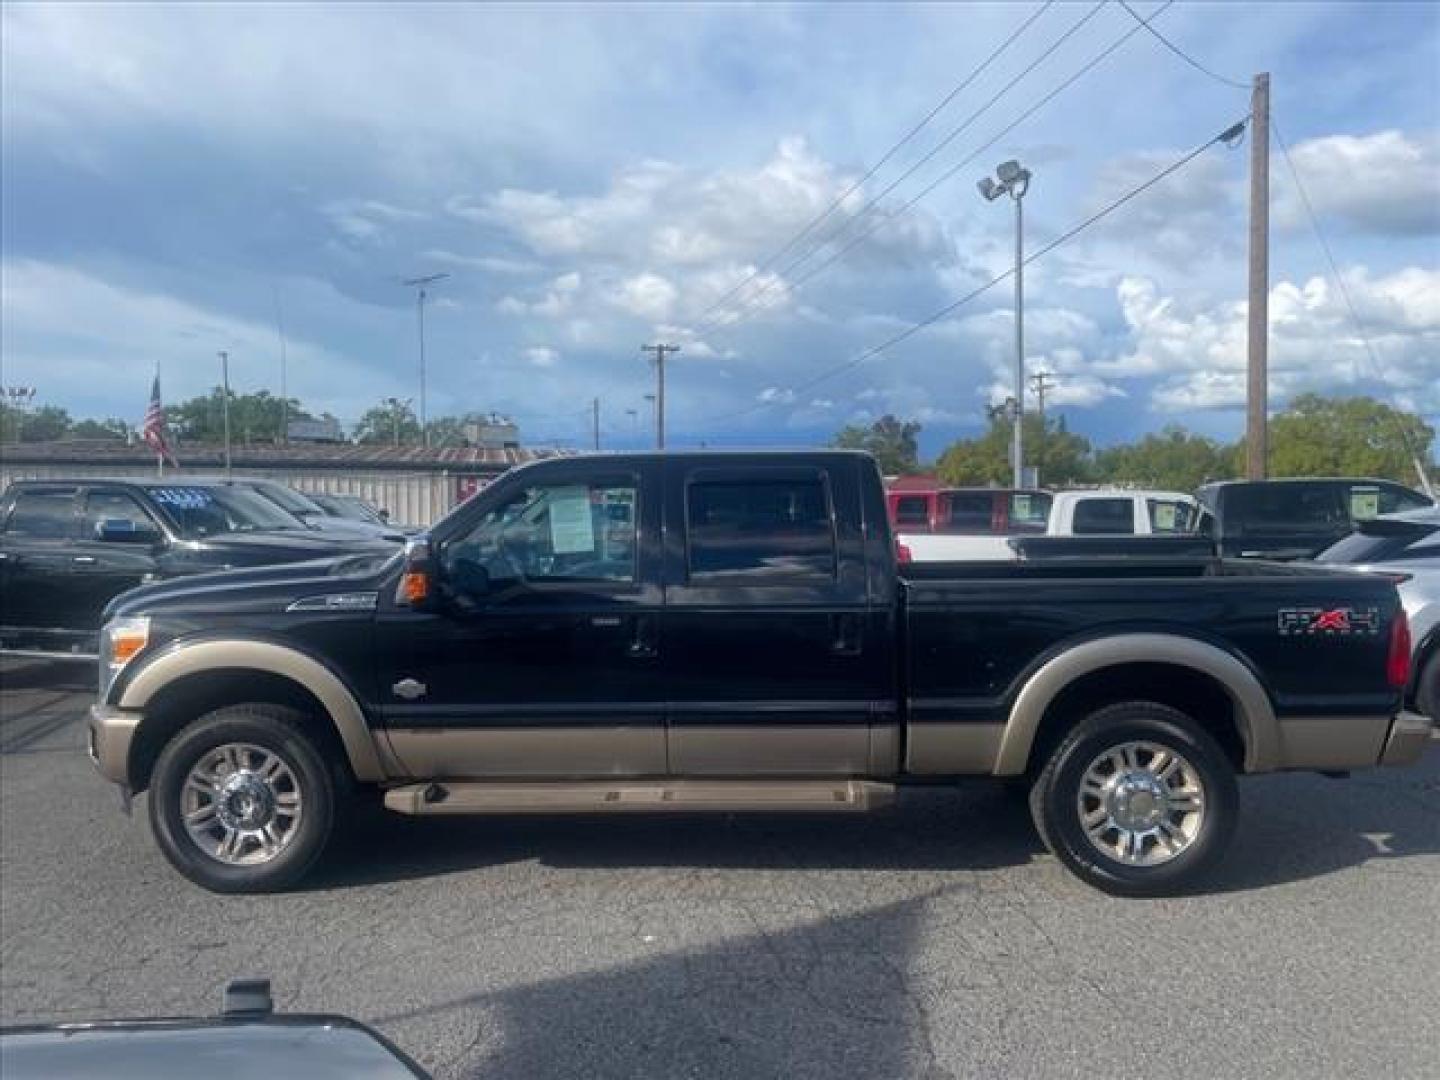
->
[[0, 478, 396, 656], [901, 489, 1197, 561], [887, 486, 1050, 535], [228, 478, 407, 542], [1317, 506, 1440, 719], [85, 451, 1428, 897], [1196, 478, 1432, 560], [0, 978, 428, 1079], [308, 492, 398, 527]]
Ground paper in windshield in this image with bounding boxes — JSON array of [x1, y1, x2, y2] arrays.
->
[[548, 487, 596, 554]]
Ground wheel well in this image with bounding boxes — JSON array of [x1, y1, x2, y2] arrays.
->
[[1027, 662, 1247, 774], [127, 668, 351, 793]]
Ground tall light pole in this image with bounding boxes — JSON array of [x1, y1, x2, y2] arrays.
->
[[402, 272, 449, 448], [217, 351, 233, 477], [643, 393, 658, 449], [979, 159, 1032, 489], [641, 344, 679, 450]]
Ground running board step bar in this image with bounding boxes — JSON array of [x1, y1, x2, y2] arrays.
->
[[383, 779, 895, 816]]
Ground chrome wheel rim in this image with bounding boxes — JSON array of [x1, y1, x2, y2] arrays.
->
[[1076, 740, 1205, 867], [180, 743, 303, 866]]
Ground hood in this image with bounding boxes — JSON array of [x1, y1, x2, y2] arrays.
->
[[300, 516, 407, 542], [201, 529, 394, 560], [105, 550, 398, 621]]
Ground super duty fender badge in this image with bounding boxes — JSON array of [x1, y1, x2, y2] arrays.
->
[[392, 678, 428, 700], [1277, 606, 1381, 637]]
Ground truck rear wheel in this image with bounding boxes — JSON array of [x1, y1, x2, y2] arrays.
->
[[148, 704, 337, 894], [1029, 701, 1238, 897]]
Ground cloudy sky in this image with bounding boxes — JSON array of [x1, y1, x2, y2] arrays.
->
[[2, 1, 1437, 455]]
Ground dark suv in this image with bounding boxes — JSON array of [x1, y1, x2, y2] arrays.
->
[[0, 478, 394, 656], [1196, 478, 1432, 560]]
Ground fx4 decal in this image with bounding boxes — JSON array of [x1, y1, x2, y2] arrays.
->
[[1277, 606, 1381, 637]]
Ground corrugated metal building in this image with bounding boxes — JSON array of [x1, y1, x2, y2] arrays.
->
[[0, 440, 571, 526]]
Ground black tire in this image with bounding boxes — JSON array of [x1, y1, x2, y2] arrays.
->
[[148, 704, 337, 894], [1415, 651, 1439, 722], [1029, 701, 1238, 897]]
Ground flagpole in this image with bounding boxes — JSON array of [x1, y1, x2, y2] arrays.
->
[[156, 363, 164, 478]]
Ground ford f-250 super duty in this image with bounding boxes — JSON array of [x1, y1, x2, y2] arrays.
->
[[85, 452, 1431, 896]]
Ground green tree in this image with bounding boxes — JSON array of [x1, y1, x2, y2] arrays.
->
[[1, 404, 72, 442], [173, 388, 311, 443], [831, 414, 922, 475], [69, 417, 133, 441], [936, 408, 1092, 487], [354, 398, 421, 445], [1266, 394, 1434, 482], [1095, 425, 1235, 490]]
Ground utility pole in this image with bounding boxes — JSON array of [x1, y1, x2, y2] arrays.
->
[[217, 351, 232, 477], [1030, 370, 1054, 486], [273, 284, 289, 443], [402, 273, 449, 448], [592, 397, 601, 452], [641, 344, 679, 450], [1246, 73, 1270, 480]]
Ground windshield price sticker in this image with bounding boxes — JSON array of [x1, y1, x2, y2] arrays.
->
[[152, 487, 216, 510], [548, 486, 596, 554], [1154, 502, 1178, 531], [1013, 494, 1032, 519]]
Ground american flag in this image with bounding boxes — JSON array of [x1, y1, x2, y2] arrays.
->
[[141, 373, 177, 466]]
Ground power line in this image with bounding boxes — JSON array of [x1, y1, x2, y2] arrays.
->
[[1117, 0, 1249, 90], [1272, 116, 1434, 490], [691, 1, 1057, 331], [696, 0, 1173, 338], [694, 1, 1109, 338], [701, 115, 1247, 425]]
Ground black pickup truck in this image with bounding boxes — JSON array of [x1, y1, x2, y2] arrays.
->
[[0, 478, 393, 656], [85, 452, 1430, 896]]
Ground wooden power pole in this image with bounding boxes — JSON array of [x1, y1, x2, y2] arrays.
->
[[592, 397, 601, 452], [1030, 370, 1054, 486], [1246, 73, 1270, 480], [641, 344, 679, 450]]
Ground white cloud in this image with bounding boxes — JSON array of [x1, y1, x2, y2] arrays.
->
[[1105, 268, 1440, 413], [321, 198, 426, 244], [1274, 130, 1440, 236], [611, 273, 678, 321], [524, 345, 560, 368]]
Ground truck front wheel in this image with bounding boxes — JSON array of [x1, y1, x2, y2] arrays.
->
[[148, 704, 337, 893], [1029, 701, 1238, 897]]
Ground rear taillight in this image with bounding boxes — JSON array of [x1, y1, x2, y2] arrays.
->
[[1387, 607, 1412, 689], [896, 540, 913, 564]]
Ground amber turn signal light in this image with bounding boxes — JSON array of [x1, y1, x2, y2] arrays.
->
[[398, 570, 430, 605]]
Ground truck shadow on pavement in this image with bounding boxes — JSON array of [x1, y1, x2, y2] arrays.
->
[[314, 745, 1440, 894], [373, 892, 946, 1080]]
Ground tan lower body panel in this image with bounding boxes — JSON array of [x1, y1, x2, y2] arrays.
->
[[384, 778, 896, 815], [1276, 715, 1389, 770], [906, 722, 1005, 775], [667, 725, 870, 775], [386, 727, 666, 779]]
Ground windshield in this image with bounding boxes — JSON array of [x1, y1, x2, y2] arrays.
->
[[314, 494, 385, 524], [247, 482, 324, 517], [148, 485, 304, 537], [1224, 484, 1349, 536]]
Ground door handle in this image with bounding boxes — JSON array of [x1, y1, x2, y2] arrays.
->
[[627, 614, 657, 658], [831, 613, 863, 655], [72, 555, 97, 565]]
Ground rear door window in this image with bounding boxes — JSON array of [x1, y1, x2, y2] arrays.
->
[[3, 489, 78, 539], [940, 493, 994, 534], [687, 478, 835, 580], [1226, 484, 1347, 535], [1071, 498, 1136, 535], [893, 495, 929, 528]]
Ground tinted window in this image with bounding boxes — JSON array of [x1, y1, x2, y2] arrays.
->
[[149, 485, 300, 537], [1319, 521, 1440, 565], [1147, 499, 1197, 534], [1366, 484, 1432, 518], [940, 493, 994, 534], [1008, 492, 1051, 533], [1224, 484, 1347, 535], [1072, 498, 1135, 535], [893, 495, 929, 527], [687, 478, 834, 579], [4, 489, 77, 539], [83, 491, 157, 536], [449, 480, 637, 585]]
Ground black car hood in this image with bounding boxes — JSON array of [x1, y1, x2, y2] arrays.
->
[[106, 550, 397, 620], [198, 529, 385, 558]]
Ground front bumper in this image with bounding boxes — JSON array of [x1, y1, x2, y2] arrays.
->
[[87, 704, 141, 786], [1379, 711, 1434, 768]]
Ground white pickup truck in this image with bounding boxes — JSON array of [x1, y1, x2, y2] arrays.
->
[[900, 489, 1200, 562]]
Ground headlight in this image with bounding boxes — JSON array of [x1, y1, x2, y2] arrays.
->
[[98, 616, 150, 699]]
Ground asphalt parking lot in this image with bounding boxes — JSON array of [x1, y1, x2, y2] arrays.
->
[[2, 657, 1437, 1079]]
